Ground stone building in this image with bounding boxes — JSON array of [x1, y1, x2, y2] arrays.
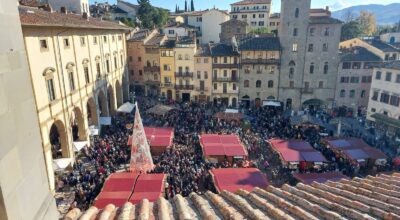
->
[[230, 0, 272, 31], [220, 19, 249, 44], [238, 35, 281, 108], [367, 61, 400, 136], [19, 5, 129, 190], [194, 45, 213, 103], [335, 47, 382, 116], [340, 37, 400, 61], [210, 43, 240, 107], [0, 1, 58, 219], [47, 0, 90, 16], [278, 0, 342, 110], [160, 40, 176, 101]]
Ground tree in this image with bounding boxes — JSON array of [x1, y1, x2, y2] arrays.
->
[[153, 8, 169, 28], [137, 0, 168, 29], [342, 9, 355, 23], [121, 17, 135, 28], [357, 10, 376, 36], [185, 0, 187, 12], [190, 0, 194, 11], [249, 27, 270, 35], [341, 21, 362, 41]]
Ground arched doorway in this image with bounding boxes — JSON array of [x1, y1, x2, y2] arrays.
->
[[167, 90, 172, 100], [115, 80, 123, 107], [286, 98, 292, 110], [97, 90, 109, 117], [255, 98, 261, 108], [303, 99, 324, 111], [71, 107, 86, 141], [49, 120, 68, 159], [87, 97, 98, 126], [108, 85, 116, 115], [231, 98, 237, 108], [242, 95, 250, 108]]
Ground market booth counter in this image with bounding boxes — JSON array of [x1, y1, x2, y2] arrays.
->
[[128, 127, 174, 156], [267, 138, 328, 170], [200, 134, 248, 164]]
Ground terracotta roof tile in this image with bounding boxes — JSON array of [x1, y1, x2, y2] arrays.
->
[[231, 0, 271, 6]]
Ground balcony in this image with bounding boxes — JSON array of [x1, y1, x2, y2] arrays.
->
[[213, 77, 238, 82], [241, 58, 279, 65], [145, 80, 161, 85], [212, 63, 240, 69], [144, 66, 160, 72], [175, 72, 194, 78], [175, 85, 194, 90], [195, 87, 209, 92], [162, 83, 174, 88], [301, 88, 314, 94]]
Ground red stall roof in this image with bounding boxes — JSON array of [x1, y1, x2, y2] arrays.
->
[[210, 168, 268, 193], [101, 172, 138, 192], [293, 172, 349, 184], [268, 139, 327, 163], [325, 138, 388, 161], [200, 134, 248, 157], [129, 173, 166, 204], [127, 127, 174, 147], [94, 191, 132, 209]]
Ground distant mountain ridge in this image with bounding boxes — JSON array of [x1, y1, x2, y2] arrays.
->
[[332, 3, 400, 25]]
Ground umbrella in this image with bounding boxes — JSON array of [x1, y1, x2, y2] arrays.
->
[[393, 157, 400, 166]]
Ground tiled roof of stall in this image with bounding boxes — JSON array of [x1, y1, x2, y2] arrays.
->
[[65, 173, 400, 220], [19, 6, 131, 30]]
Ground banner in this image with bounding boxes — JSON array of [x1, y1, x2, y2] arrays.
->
[[130, 102, 154, 173]]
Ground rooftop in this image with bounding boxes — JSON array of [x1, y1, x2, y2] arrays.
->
[[309, 16, 342, 24], [210, 43, 240, 56], [164, 23, 195, 29], [128, 29, 151, 41], [65, 172, 400, 220], [375, 60, 400, 70], [144, 34, 166, 46], [220, 19, 248, 26], [365, 39, 400, 52], [195, 44, 212, 56], [340, 47, 382, 62], [238, 36, 281, 51], [19, 6, 130, 31], [231, 0, 272, 6]]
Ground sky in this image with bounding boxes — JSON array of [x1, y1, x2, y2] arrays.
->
[[90, 0, 400, 12]]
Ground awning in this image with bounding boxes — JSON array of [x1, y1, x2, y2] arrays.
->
[[53, 158, 73, 172], [117, 102, 135, 113], [371, 113, 400, 129], [89, 125, 99, 136], [99, 117, 112, 125], [225, 109, 239, 113], [263, 100, 281, 107], [73, 141, 88, 152]]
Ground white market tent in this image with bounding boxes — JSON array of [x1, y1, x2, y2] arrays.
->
[[117, 102, 135, 113], [73, 141, 88, 152], [99, 117, 112, 125], [263, 100, 281, 107], [225, 109, 239, 113], [53, 158, 73, 172]]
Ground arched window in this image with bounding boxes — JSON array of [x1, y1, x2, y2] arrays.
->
[[154, 74, 158, 81], [295, 8, 299, 18], [43, 67, 56, 101], [349, 90, 355, 98], [268, 80, 273, 88], [256, 80, 262, 88], [66, 63, 76, 91], [361, 90, 366, 98], [309, 62, 314, 74], [289, 60, 295, 78], [340, 89, 346, 98], [178, 54, 182, 60], [147, 61, 151, 67], [323, 62, 329, 74], [244, 80, 250, 88], [82, 59, 90, 84]]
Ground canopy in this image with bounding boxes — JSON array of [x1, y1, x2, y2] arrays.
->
[[268, 139, 327, 163], [73, 141, 88, 152], [117, 102, 135, 113], [88, 125, 99, 136], [94, 191, 132, 209], [146, 104, 175, 116], [128, 127, 174, 148], [263, 100, 281, 107], [200, 134, 248, 157], [99, 117, 112, 125], [210, 168, 268, 193], [293, 172, 348, 184], [52, 158, 73, 172], [129, 174, 165, 204], [225, 109, 239, 113]]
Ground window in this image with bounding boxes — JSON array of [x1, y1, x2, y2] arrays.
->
[[290, 81, 294, 88], [323, 62, 329, 74], [293, 28, 298, 36], [68, 70, 75, 91], [292, 44, 298, 52], [308, 44, 313, 52], [350, 77, 359, 83], [214, 83, 217, 90], [40, 39, 48, 50], [253, 14, 256, 18], [138, 57, 142, 62], [376, 71, 382, 80], [185, 54, 189, 60], [396, 74, 400, 83], [380, 93, 390, 104], [342, 62, 351, 69], [295, 8, 299, 18], [163, 65, 168, 71], [46, 78, 56, 101], [80, 37, 86, 46], [84, 66, 90, 84], [324, 27, 330, 36], [309, 28, 315, 36], [106, 60, 111, 73], [256, 80, 262, 88], [114, 56, 118, 69], [259, 21, 264, 26], [168, 30, 175, 35], [318, 81, 324, 88], [223, 70, 227, 77], [349, 90, 355, 98], [139, 70, 142, 76], [213, 57, 218, 63], [196, 58, 201, 63], [270, 66, 275, 74], [390, 95, 400, 106], [386, 72, 392, 81], [259, 14, 265, 18], [118, 35, 122, 41], [204, 71, 208, 79], [204, 58, 208, 63], [372, 91, 379, 101], [233, 83, 237, 90], [63, 38, 70, 48], [340, 77, 349, 83], [103, 36, 107, 43], [309, 63, 314, 74], [129, 56, 133, 62], [96, 62, 101, 78], [242, 15, 247, 19], [340, 90, 346, 98], [244, 80, 250, 88], [322, 43, 328, 52], [361, 90, 366, 98], [371, 108, 376, 112], [268, 80, 273, 88], [197, 71, 201, 79], [289, 60, 295, 78], [93, 36, 98, 45], [352, 62, 361, 69]]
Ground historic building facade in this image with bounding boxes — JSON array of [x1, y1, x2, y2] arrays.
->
[[238, 36, 281, 107], [230, 0, 272, 31], [194, 45, 213, 103], [20, 5, 129, 190], [210, 44, 240, 107], [160, 41, 176, 100], [278, 0, 342, 110], [220, 19, 249, 44]]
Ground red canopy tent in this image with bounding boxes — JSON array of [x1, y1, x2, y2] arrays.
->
[[293, 172, 348, 184], [268, 139, 327, 169], [210, 168, 268, 193], [200, 134, 248, 164], [127, 127, 174, 156], [129, 173, 166, 204]]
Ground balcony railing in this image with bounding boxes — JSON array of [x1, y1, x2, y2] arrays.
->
[[162, 83, 174, 88], [301, 88, 314, 94], [213, 77, 238, 82], [195, 87, 209, 92], [241, 58, 279, 65], [212, 63, 240, 68], [175, 85, 194, 90], [175, 72, 194, 78], [144, 66, 160, 72], [145, 80, 161, 85]]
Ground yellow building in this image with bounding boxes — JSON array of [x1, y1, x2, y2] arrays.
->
[[194, 45, 212, 103], [160, 40, 176, 100], [20, 6, 130, 190]]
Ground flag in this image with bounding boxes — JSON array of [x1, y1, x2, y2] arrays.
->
[[130, 102, 154, 173]]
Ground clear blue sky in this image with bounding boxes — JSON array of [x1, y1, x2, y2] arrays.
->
[[90, 0, 400, 12]]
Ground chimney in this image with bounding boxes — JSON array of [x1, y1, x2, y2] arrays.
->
[[82, 12, 89, 20], [60, 6, 67, 14]]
